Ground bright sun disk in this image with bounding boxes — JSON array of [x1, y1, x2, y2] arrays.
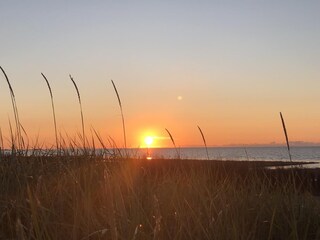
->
[[144, 136, 154, 146]]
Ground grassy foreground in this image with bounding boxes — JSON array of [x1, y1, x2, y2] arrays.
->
[[1, 156, 320, 239]]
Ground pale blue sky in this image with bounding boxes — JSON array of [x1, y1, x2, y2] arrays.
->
[[0, 1, 320, 147]]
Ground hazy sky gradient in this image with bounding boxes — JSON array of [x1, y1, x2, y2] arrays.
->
[[1, 1, 320, 148]]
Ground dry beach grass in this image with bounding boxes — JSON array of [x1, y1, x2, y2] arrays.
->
[[1, 156, 320, 239]]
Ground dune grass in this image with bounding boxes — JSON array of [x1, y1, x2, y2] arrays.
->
[[198, 125, 209, 160], [69, 74, 86, 151], [0, 66, 23, 151], [165, 128, 180, 159], [41, 73, 59, 153], [0, 155, 320, 240], [280, 112, 292, 162], [111, 80, 127, 157]]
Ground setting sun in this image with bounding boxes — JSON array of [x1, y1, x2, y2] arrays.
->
[[144, 136, 154, 146]]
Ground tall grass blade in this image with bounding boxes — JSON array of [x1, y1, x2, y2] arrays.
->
[[20, 123, 29, 155], [69, 74, 86, 151], [91, 127, 113, 158], [0, 127, 3, 157], [0, 66, 22, 150], [90, 128, 96, 155], [197, 125, 209, 160], [165, 128, 180, 159], [107, 136, 122, 158], [267, 207, 277, 240], [8, 118, 16, 155], [41, 73, 59, 153], [111, 80, 127, 153], [280, 112, 292, 162]]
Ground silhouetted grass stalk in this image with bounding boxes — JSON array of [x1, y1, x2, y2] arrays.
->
[[111, 80, 127, 155], [280, 112, 292, 162], [19, 123, 29, 154], [8, 118, 16, 154], [91, 127, 114, 158], [165, 128, 180, 159], [69, 74, 86, 151], [0, 128, 3, 156], [41, 73, 59, 153], [0, 66, 22, 150], [197, 125, 209, 160]]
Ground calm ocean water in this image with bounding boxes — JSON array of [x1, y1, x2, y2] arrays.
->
[[2, 146, 320, 163], [132, 146, 320, 162]]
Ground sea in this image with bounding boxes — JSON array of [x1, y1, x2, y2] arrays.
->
[[2, 146, 320, 165], [131, 146, 320, 163]]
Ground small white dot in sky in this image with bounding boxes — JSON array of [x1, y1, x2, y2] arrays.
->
[[177, 96, 183, 101]]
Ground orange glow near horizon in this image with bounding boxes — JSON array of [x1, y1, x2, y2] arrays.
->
[[1, 94, 320, 149], [1, 120, 320, 149]]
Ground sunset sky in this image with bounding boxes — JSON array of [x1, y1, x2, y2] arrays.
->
[[0, 1, 320, 148]]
